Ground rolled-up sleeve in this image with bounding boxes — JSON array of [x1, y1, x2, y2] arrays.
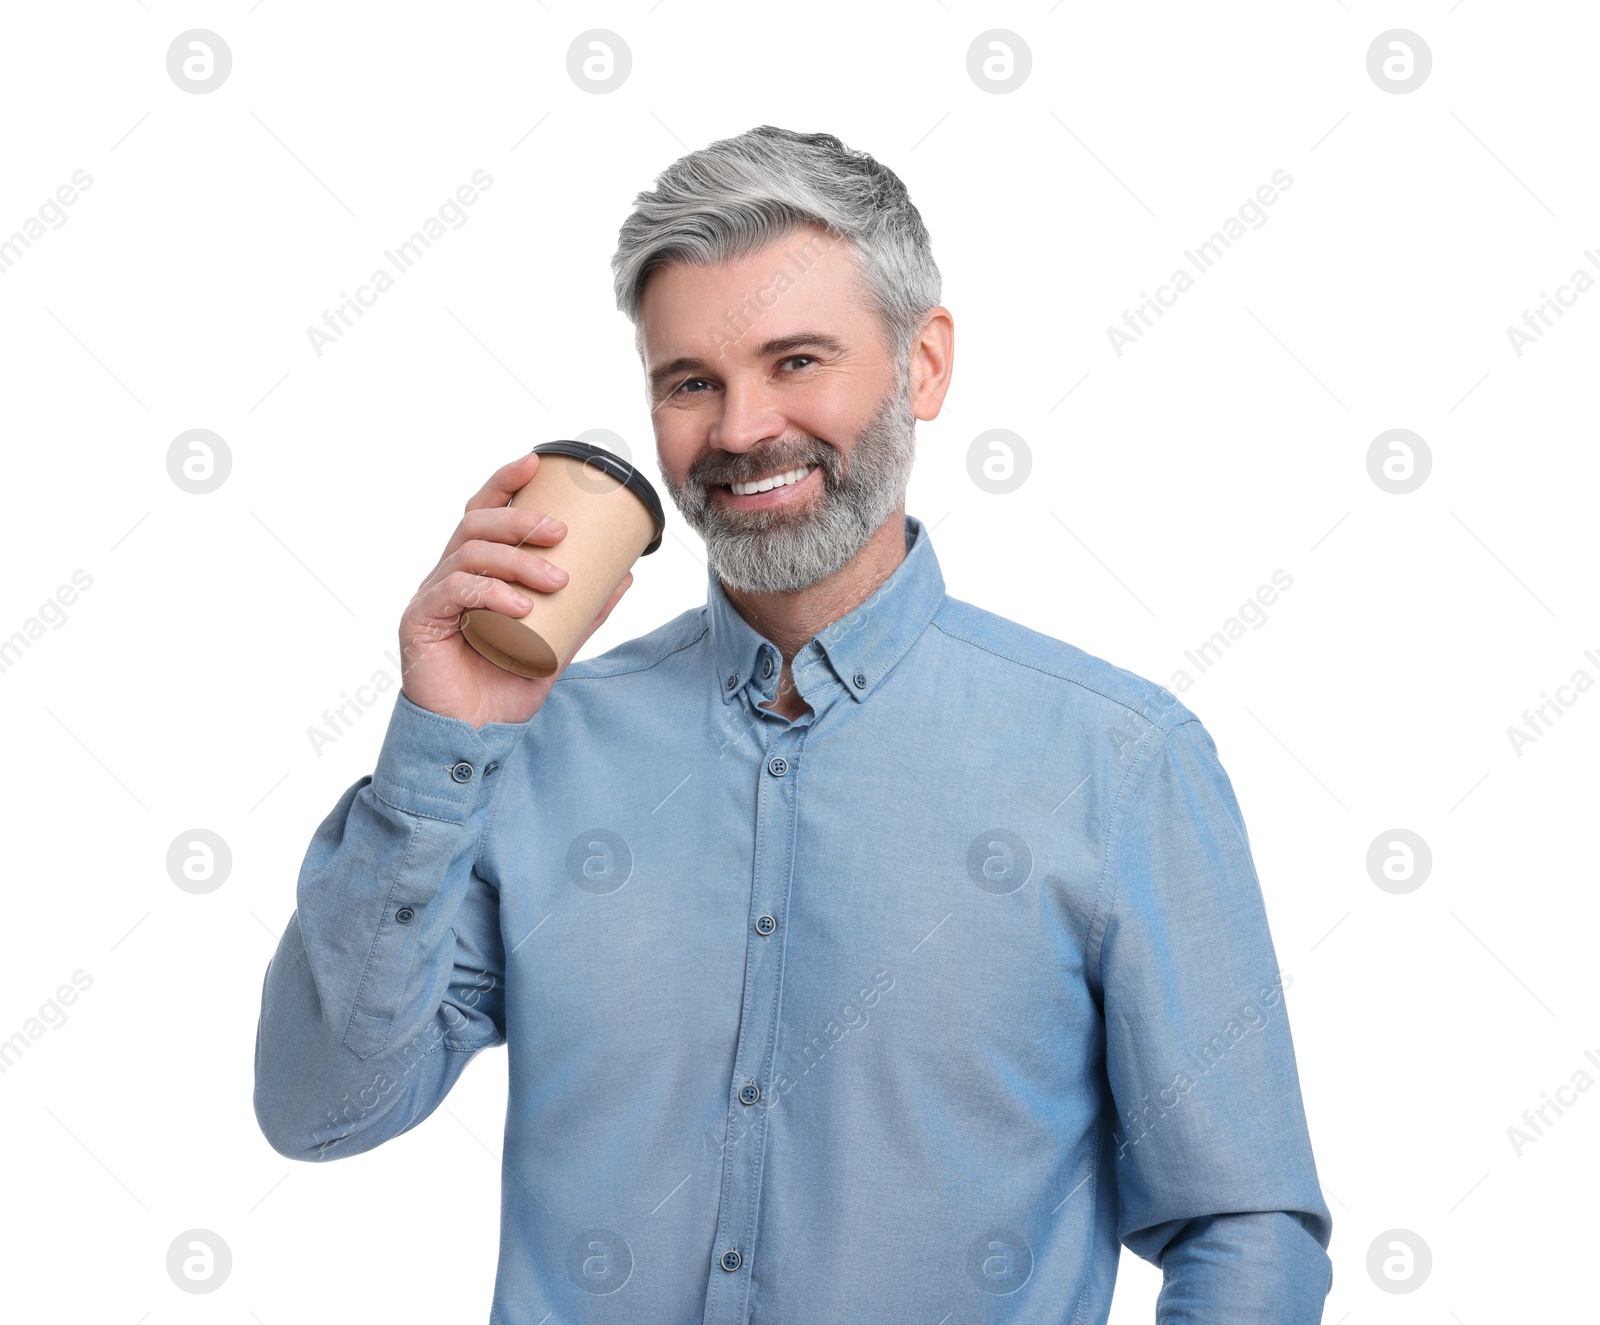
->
[[1092, 716, 1333, 1322]]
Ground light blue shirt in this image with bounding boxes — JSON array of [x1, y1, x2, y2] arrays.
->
[[254, 512, 1332, 1323]]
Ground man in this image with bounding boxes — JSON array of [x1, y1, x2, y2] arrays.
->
[[255, 125, 1333, 1323]]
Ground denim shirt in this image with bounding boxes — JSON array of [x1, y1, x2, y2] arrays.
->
[[254, 512, 1332, 1324]]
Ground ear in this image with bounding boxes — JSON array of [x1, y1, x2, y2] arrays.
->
[[907, 308, 954, 422]]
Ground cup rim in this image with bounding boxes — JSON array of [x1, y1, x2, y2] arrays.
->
[[531, 440, 666, 555]]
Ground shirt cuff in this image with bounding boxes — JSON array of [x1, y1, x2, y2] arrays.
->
[[370, 689, 529, 824]]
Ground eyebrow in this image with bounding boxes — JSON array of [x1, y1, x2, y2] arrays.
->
[[647, 331, 849, 393]]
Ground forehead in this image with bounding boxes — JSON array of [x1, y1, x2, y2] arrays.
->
[[638, 224, 874, 364]]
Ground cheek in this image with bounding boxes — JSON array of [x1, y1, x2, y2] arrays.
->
[[790, 402, 854, 448], [653, 431, 698, 485], [803, 381, 883, 445]]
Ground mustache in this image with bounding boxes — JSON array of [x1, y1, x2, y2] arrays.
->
[[692, 442, 832, 487]]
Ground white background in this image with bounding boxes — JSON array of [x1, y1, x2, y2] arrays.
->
[[1, 2, 1594, 1320]]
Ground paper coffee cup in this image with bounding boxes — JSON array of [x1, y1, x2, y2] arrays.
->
[[459, 440, 665, 679]]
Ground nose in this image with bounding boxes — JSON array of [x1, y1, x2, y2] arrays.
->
[[708, 373, 788, 458]]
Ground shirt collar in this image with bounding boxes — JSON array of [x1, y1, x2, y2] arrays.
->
[[706, 512, 946, 706]]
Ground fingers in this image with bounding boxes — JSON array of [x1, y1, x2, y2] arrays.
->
[[422, 535, 571, 600], [438, 501, 567, 568], [406, 568, 539, 633], [441, 453, 561, 558], [463, 450, 542, 515]]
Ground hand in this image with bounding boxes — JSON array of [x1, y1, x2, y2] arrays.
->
[[398, 451, 634, 729]]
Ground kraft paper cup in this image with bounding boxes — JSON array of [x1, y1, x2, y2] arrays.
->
[[459, 441, 665, 679]]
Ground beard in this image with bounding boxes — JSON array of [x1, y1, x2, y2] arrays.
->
[[659, 369, 917, 594]]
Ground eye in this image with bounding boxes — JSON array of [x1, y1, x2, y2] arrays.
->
[[778, 355, 816, 372], [669, 376, 713, 397]]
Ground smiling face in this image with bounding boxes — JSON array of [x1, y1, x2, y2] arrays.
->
[[640, 224, 921, 594]]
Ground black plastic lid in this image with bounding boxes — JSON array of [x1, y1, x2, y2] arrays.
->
[[532, 440, 666, 555]]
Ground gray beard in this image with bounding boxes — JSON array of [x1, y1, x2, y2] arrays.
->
[[660, 371, 916, 594]]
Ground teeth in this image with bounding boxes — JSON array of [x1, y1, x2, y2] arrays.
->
[[730, 465, 814, 497]]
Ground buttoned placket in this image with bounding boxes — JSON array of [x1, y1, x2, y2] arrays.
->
[[701, 642, 833, 1324]]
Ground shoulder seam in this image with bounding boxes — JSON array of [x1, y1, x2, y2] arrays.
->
[[1086, 721, 1174, 996], [1086, 718, 1210, 992], [928, 615, 1180, 729]]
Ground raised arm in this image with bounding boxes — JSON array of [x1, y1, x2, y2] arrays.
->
[[253, 693, 522, 1160], [252, 449, 632, 1161]]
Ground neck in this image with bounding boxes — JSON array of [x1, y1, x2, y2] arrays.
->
[[720, 508, 907, 662]]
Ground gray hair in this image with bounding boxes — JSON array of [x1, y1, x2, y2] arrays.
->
[[611, 125, 941, 373]]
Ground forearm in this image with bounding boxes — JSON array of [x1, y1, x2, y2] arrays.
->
[[253, 691, 520, 1160]]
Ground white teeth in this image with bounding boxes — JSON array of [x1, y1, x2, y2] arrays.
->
[[730, 465, 814, 497]]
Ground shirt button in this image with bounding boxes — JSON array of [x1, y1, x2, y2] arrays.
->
[[484, 761, 500, 776], [767, 755, 788, 777], [853, 671, 868, 689], [719, 1248, 742, 1273], [725, 672, 739, 691], [450, 761, 474, 783], [754, 914, 776, 936], [762, 656, 774, 678], [738, 1082, 760, 1105], [395, 907, 415, 924]]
